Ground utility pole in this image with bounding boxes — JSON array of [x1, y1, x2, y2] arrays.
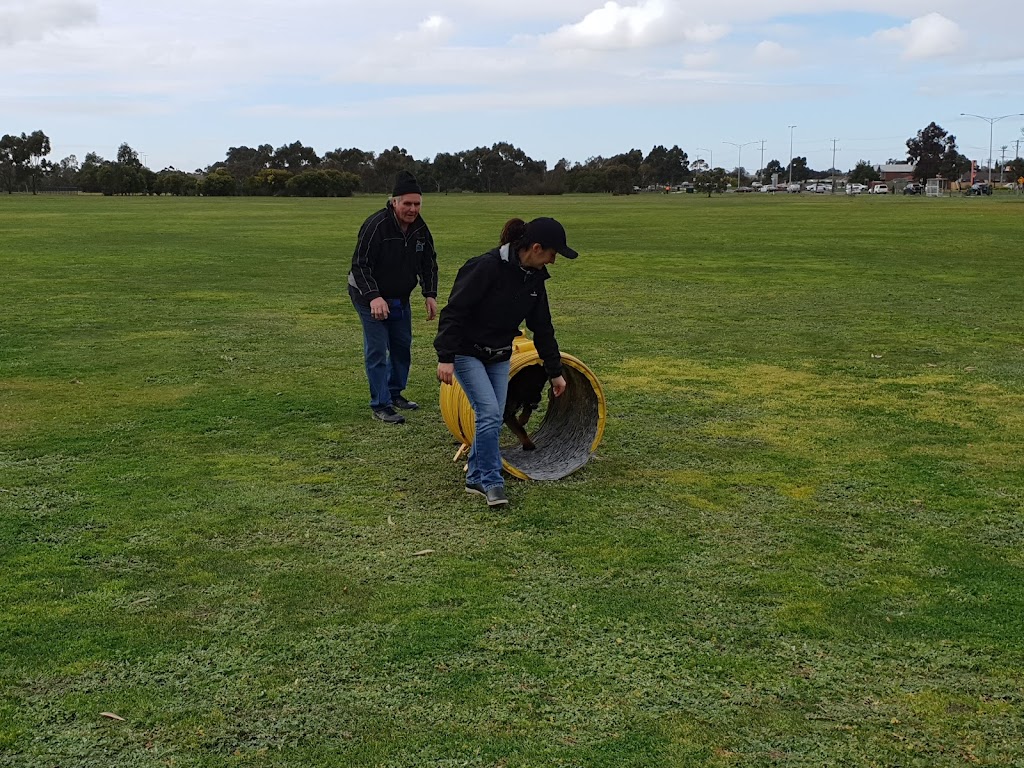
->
[[723, 141, 757, 190], [1000, 145, 1008, 184], [961, 113, 1024, 184], [758, 140, 766, 184], [787, 125, 797, 184], [830, 138, 840, 193]]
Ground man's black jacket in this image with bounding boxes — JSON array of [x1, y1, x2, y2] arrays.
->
[[348, 202, 438, 304], [434, 245, 563, 378]]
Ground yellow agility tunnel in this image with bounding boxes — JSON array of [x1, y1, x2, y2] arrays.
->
[[439, 336, 606, 481]]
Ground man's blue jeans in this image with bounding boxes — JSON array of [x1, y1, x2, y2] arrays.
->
[[454, 355, 510, 491], [352, 297, 412, 411]]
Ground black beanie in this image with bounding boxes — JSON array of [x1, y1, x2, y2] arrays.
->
[[392, 170, 422, 197]]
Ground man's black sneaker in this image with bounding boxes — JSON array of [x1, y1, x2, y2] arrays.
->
[[392, 395, 419, 411], [465, 483, 508, 507], [372, 406, 405, 424]]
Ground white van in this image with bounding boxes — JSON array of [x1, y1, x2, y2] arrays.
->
[[869, 183, 889, 195]]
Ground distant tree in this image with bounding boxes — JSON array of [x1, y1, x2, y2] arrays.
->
[[50, 155, 80, 187], [605, 163, 635, 195], [0, 131, 51, 193], [154, 169, 198, 196], [430, 152, 464, 192], [285, 169, 360, 197], [0, 134, 20, 193], [200, 169, 236, 196], [941, 151, 971, 183], [848, 160, 881, 186], [116, 142, 141, 167], [563, 163, 607, 193], [23, 130, 52, 193], [371, 146, 416, 193], [608, 149, 644, 171], [1007, 157, 1024, 183], [763, 159, 784, 181], [694, 168, 728, 196], [271, 141, 320, 173], [246, 168, 293, 196], [641, 144, 689, 186], [322, 147, 373, 188], [213, 144, 273, 184], [77, 152, 105, 193], [906, 122, 963, 183], [788, 156, 810, 182]]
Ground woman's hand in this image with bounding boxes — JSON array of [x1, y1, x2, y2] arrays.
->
[[550, 375, 567, 397], [437, 362, 455, 385]]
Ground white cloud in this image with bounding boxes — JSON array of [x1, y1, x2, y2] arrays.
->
[[395, 15, 455, 46], [753, 40, 799, 67], [0, 0, 97, 46], [683, 51, 718, 69], [874, 12, 963, 60], [543, 0, 728, 50]]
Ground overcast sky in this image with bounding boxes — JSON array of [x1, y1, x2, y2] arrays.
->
[[4, 0, 1024, 173]]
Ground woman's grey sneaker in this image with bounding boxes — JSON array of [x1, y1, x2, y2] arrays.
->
[[466, 483, 508, 507], [392, 395, 419, 410], [372, 406, 405, 424]]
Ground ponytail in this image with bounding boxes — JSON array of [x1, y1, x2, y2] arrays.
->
[[499, 218, 527, 247]]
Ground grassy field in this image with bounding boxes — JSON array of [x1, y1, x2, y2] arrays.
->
[[2, 191, 1023, 767]]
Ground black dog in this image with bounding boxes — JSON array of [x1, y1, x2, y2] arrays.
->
[[504, 366, 548, 450]]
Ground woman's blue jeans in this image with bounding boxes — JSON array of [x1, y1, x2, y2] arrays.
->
[[352, 297, 412, 411], [454, 355, 510, 490]]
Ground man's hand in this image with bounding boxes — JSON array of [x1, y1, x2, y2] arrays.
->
[[370, 297, 389, 320], [437, 362, 454, 385], [425, 297, 438, 321], [551, 376, 567, 397]]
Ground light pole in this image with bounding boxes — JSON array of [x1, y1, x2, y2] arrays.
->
[[723, 141, 756, 189], [960, 113, 1024, 184], [787, 125, 796, 184], [696, 147, 713, 171]]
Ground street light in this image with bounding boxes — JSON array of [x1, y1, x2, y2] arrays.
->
[[723, 141, 757, 189], [960, 112, 1024, 184], [696, 147, 713, 171], [787, 125, 797, 184]]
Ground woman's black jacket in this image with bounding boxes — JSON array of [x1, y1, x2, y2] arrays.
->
[[434, 245, 563, 378]]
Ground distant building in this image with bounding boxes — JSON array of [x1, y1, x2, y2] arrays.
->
[[873, 163, 916, 182]]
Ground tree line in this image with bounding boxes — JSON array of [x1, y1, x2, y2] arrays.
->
[[3, 123, 1021, 197]]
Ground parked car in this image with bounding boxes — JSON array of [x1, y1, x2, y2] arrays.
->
[[786, 183, 802, 193], [903, 182, 923, 195], [964, 182, 993, 196], [869, 183, 889, 194], [759, 184, 780, 193], [734, 186, 754, 193], [846, 183, 867, 195], [809, 183, 832, 193]]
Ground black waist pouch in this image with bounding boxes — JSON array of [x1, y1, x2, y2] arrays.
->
[[472, 344, 513, 364]]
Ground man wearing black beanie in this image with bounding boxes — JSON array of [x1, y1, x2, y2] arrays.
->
[[348, 170, 439, 424]]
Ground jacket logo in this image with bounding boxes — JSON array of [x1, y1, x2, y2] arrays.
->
[[416, 240, 425, 252], [529, 291, 538, 297]]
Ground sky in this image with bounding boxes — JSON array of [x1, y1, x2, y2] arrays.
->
[[4, 0, 1024, 174]]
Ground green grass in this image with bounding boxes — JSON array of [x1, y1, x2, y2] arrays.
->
[[2, 192, 1023, 767]]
